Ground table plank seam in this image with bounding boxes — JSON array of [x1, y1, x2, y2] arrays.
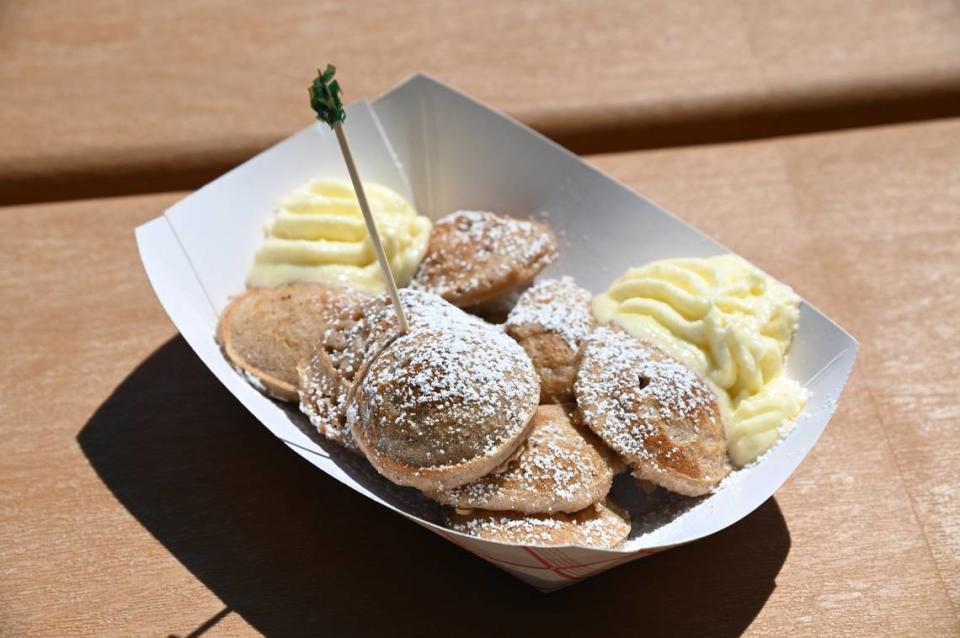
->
[[4, 105, 960, 207]]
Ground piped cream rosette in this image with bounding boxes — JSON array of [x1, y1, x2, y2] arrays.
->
[[247, 178, 431, 294], [593, 254, 808, 467]]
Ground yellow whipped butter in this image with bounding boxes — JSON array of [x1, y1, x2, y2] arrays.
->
[[593, 254, 807, 467], [247, 178, 431, 293]]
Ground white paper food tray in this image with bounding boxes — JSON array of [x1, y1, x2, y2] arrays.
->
[[135, 75, 858, 592]]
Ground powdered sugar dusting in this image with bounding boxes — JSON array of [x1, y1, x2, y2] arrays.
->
[[299, 289, 485, 449], [298, 355, 359, 451], [447, 501, 630, 549], [350, 298, 539, 470], [413, 210, 557, 301], [505, 277, 594, 350], [576, 328, 716, 462], [431, 406, 614, 513]]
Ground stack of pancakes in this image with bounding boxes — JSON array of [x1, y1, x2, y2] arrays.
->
[[217, 210, 732, 549]]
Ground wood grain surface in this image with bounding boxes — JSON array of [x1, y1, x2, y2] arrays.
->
[[1, 120, 958, 636], [3, 0, 960, 203]]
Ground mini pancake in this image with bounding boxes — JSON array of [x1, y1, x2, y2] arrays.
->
[[298, 346, 360, 451], [575, 327, 731, 497], [445, 499, 631, 549], [425, 404, 617, 514], [217, 283, 365, 401], [504, 277, 595, 402], [347, 319, 540, 491], [413, 210, 558, 308], [298, 289, 478, 450]]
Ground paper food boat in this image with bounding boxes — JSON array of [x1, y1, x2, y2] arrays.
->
[[136, 75, 858, 592]]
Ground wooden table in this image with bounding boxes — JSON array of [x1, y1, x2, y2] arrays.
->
[[2, 119, 958, 635], [3, 1, 960, 634], [3, 0, 960, 204]]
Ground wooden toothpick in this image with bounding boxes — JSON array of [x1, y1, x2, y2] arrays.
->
[[309, 65, 409, 333]]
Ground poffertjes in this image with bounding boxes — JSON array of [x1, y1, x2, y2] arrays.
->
[[425, 404, 619, 514], [217, 283, 365, 401], [413, 210, 557, 310], [218, 178, 812, 553], [504, 277, 595, 403], [346, 302, 540, 491], [298, 289, 472, 449], [575, 327, 731, 497], [445, 499, 631, 549]]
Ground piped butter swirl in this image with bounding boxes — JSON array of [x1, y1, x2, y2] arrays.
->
[[247, 179, 431, 293], [593, 254, 807, 466]]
